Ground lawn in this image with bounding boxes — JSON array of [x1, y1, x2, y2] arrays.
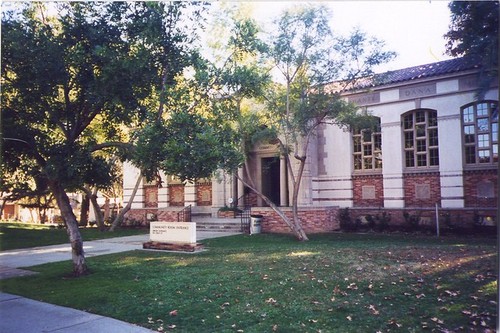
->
[[0, 233, 497, 332], [0, 222, 148, 251]]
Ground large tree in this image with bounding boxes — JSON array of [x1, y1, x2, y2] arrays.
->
[[169, 4, 395, 241], [1, 2, 207, 276], [444, 1, 499, 96], [129, 13, 267, 186], [233, 5, 395, 240]]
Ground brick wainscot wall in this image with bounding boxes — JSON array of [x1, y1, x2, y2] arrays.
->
[[251, 206, 340, 234]]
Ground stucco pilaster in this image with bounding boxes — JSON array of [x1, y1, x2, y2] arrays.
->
[[381, 121, 405, 208]]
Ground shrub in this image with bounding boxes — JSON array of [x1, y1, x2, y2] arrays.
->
[[365, 214, 376, 230], [338, 208, 359, 232], [440, 211, 453, 230], [124, 218, 143, 228], [375, 211, 391, 232], [403, 211, 420, 231], [218, 206, 243, 213]]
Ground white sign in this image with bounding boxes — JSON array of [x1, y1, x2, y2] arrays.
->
[[150, 222, 196, 244]]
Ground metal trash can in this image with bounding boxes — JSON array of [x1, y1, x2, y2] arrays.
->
[[250, 215, 263, 234]]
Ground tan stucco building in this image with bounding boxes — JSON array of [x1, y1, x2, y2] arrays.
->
[[124, 57, 498, 232]]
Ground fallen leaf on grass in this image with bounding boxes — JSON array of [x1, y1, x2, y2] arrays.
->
[[368, 304, 380, 315], [387, 318, 402, 328], [444, 290, 459, 297], [347, 283, 358, 290]]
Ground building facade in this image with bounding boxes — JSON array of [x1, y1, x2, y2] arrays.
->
[[123, 57, 498, 231]]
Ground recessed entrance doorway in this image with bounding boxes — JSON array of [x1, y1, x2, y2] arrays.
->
[[261, 157, 281, 206]]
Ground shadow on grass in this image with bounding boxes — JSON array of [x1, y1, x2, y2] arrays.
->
[[0, 233, 496, 332]]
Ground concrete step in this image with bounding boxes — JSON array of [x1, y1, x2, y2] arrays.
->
[[193, 217, 246, 232], [196, 224, 242, 232], [192, 217, 241, 223]]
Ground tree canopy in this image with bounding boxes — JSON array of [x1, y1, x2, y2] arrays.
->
[[1, 1, 208, 275], [444, 1, 498, 95], [2, 2, 397, 269]]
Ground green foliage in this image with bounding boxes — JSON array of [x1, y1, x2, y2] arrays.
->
[[364, 214, 376, 230], [266, 5, 395, 146], [218, 205, 242, 213], [445, 1, 498, 96], [403, 211, 421, 232], [445, 1, 498, 62], [338, 208, 359, 232], [374, 211, 391, 232], [160, 111, 244, 182], [1, 1, 207, 198]]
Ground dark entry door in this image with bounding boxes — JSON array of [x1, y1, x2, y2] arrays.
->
[[261, 157, 280, 206]]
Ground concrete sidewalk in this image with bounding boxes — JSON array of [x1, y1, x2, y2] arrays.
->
[[0, 231, 241, 278], [0, 292, 154, 333], [0, 230, 241, 333]]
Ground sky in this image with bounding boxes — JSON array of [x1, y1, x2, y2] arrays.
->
[[245, 1, 453, 73], [1, 0, 454, 74]]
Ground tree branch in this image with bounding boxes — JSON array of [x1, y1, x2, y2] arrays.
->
[[89, 142, 135, 153]]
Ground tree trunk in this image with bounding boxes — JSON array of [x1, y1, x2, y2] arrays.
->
[[80, 193, 90, 227], [49, 181, 88, 276], [235, 174, 308, 241], [109, 172, 142, 231], [291, 153, 309, 241], [0, 199, 5, 220], [84, 187, 105, 231], [103, 197, 110, 222]]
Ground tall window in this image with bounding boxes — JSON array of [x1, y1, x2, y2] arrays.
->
[[402, 109, 439, 168], [353, 118, 382, 171], [462, 101, 498, 165]]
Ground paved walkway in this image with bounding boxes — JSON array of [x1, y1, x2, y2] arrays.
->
[[0, 231, 241, 333]]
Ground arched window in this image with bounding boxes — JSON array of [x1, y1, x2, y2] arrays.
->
[[402, 109, 439, 168], [353, 117, 382, 171], [462, 101, 498, 165]]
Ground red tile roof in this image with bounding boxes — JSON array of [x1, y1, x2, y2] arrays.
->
[[341, 56, 481, 92]]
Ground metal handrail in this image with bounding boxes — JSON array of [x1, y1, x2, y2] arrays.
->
[[239, 205, 251, 233], [177, 205, 192, 222], [235, 192, 251, 209]]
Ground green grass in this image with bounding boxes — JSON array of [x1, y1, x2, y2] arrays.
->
[[0, 233, 497, 332], [0, 222, 147, 251]]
